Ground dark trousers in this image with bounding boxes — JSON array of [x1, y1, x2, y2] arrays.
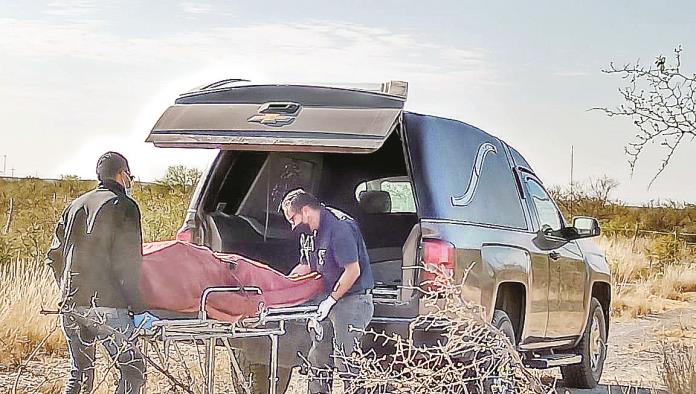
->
[[308, 293, 374, 394], [61, 307, 146, 394]]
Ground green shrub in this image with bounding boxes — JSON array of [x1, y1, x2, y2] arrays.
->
[[0, 177, 194, 264]]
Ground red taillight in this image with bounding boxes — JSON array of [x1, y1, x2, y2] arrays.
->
[[420, 239, 455, 292], [176, 226, 193, 242]]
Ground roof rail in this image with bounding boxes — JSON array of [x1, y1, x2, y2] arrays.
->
[[200, 79, 250, 90]]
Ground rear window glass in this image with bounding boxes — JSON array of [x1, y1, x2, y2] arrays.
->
[[355, 177, 416, 213], [237, 153, 321, 220]]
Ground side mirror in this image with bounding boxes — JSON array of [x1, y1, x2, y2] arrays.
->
[[571, 216, 601, 239]]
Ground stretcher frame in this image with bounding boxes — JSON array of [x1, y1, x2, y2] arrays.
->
[[142, 286, 320, 394]]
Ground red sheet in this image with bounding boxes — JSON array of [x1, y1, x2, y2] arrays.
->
[[139, 240, 324, 322]]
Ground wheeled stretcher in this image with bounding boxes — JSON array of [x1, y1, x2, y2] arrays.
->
[[141, 285, 321, 394], [137, 241, 327, 393]]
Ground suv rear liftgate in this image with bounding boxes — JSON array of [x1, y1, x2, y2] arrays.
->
[[146, 80, 420, 309]]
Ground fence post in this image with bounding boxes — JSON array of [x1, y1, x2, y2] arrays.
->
[[3, 197, 13, 234], [674, 228, 679, 259], [631, 223, 640, 252]]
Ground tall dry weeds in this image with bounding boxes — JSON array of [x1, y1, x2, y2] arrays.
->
[[0, 260, 64, 367], [599, 236, 696, 318], [659, 342, 696, 394]]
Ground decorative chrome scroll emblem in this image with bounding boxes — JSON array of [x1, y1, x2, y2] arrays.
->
[[451, 142, 497, 207]]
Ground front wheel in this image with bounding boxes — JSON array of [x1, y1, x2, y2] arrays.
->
[[560, 297, 607, 389]]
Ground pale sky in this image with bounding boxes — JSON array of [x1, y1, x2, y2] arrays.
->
[[1, 1, 695, 204]]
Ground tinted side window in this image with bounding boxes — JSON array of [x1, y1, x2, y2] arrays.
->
[[404, 113, 527, 229], [525, 178, 562, 232]]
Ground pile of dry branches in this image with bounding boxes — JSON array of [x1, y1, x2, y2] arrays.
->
[[307, 277, 551, 394]]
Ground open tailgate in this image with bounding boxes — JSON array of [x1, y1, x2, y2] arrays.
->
[[146, 80, 407, 153]]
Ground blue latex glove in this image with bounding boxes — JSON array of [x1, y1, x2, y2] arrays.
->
[[133, 312, 159, 330]]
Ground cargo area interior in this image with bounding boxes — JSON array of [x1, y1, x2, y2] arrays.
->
[[200, 132, 419, 292]]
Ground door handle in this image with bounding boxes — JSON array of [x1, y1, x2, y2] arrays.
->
[[549, 251, 561, 261]]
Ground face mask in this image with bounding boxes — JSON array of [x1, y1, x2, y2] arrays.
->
[[123, 173, 133, 197], [292, 223, 311, 236]]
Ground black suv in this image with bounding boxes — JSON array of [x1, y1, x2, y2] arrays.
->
[[147, 80, 611, 389]]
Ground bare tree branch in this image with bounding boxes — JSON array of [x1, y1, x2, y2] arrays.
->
[[595, 45, 696, 187], [11, 322, 59, 394]]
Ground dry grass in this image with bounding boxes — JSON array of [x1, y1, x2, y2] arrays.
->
[[599, 236, 654, 284], [599, 236, 696, 319], [0, 260, 64, 368], [660, 264, 696, 300], [659, 342, 696, 394]]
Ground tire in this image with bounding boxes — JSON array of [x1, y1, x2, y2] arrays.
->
[[486, 310, 517, 394], [560, 297, 607, 389], [492, 309, 517, 347]]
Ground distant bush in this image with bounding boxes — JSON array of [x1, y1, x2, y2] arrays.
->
[[550, 176, 696, 234]]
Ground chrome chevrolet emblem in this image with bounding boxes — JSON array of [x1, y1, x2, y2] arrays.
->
[[247, 113, 296, 126]]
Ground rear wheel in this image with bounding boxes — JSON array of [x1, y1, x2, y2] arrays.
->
[[486, 310, 517, 393], [492, 309, 516, 347], [560, 297, 607, 389]]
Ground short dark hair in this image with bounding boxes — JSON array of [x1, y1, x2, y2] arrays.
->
[[281, 188, 320, 214], [96, 151, 130, 181]]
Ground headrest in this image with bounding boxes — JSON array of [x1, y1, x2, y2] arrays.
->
[[358, 190, 392, 214]]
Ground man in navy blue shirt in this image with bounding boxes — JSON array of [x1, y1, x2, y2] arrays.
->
[[281, 189, 374, 394]]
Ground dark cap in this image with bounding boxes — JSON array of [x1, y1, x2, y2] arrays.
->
[[96, 151, 130, 181]]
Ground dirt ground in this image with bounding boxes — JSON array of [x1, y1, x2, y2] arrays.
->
[[557, 301, 696, 394], [4, 303, 695, 394]]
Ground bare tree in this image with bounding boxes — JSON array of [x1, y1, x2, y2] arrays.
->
[[597, 46, 695, 187], [588, 176, 620, 206]]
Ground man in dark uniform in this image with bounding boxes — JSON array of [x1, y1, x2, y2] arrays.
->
[[46, 152, 147, 394], [281, 189, 374, 394]]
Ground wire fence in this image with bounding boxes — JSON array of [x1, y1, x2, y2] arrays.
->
[[602, 223, 696, 250]]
